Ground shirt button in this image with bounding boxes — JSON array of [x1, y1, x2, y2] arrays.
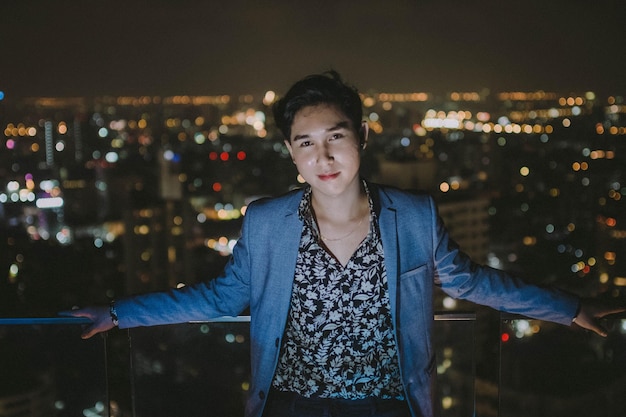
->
[[259, 391, 265, 400]]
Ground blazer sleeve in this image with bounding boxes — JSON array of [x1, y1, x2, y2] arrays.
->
[[427, 196, 579, 326], [114, 205, 254, 329]]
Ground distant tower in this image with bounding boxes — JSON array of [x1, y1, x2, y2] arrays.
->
[[122, 150, 189, 294], [158, 150, 182, 200], [122, 205, 170, 294], [437, 195, 491, 264], [44, 121, 54, 167], [73, 117, 83, 162], [375, 158, 438, 191]]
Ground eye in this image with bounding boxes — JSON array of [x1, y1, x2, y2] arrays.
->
[[299, 140, 312, 147], [330, 133, 345, 140]]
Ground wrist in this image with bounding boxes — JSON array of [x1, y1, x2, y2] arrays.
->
[[109, 301, 119, 327]]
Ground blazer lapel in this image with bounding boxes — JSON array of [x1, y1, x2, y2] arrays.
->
[[266, 191, 304, 318], [377, 187, 400, 311]]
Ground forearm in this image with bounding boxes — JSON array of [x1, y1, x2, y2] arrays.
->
[[115, 280, 247, 329]]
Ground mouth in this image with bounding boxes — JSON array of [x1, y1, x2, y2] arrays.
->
[[318, 172, 340, 181]]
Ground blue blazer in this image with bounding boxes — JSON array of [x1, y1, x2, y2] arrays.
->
[[116, 183, 578, 417]]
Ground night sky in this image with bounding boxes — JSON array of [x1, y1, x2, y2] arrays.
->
[[1, 0, 625, 98]]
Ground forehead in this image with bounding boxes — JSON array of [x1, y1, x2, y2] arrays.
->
[[292, 104, 353, 130]]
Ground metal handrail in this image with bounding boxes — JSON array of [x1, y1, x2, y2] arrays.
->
[[0, 311, 476, 326]]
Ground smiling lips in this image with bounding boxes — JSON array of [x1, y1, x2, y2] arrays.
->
[[318, 172, 340, 181]]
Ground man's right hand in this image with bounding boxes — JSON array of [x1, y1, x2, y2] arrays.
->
[[58, 306, 115, 339]]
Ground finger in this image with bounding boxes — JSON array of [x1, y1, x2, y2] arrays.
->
[[58, 310, 83, 317], [81, 325, 99, 339], [59, 310, 91, 319], [594, 326, 608, 338], [581, 320, 608, 337], [600, 306, 626, 316]]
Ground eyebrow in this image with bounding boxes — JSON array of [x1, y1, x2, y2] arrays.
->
[[292, 121, 351, 142]]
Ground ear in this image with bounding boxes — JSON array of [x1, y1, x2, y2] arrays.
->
[[359, 121, 369, 150], [284, 139, 295, 161]]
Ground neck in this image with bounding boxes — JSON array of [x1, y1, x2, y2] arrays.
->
[[311, 181, 367, 222]]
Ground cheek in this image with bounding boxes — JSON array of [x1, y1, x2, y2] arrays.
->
[[292, 154, 315, 170], [342, 147, 362, 164]]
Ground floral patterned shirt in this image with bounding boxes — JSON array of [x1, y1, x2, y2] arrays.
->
[[271, 184, 404, 400]]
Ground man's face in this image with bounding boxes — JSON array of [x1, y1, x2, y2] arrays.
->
[[285, 104, 366, 199]]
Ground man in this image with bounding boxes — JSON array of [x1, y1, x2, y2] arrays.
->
[[63, 71, 624, 417]]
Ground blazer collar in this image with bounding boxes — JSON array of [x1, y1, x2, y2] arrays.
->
[[373, 183, 400, 311], [273, 183, 401, 313]]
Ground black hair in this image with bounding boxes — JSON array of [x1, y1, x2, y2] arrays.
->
[[272, 70, 364, 142]]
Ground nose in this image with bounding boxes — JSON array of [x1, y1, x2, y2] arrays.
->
[[317, 142, 334, 163]]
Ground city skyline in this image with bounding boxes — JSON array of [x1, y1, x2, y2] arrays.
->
[[1, 0, 626, 99], [2, 42, 625, 416], [3, 85, 624, 299]]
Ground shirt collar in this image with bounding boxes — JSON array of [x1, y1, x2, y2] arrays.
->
[[297, 179, 377, 225]]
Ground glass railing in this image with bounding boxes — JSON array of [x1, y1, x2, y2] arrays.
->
[[127, 317, 252, 417], [0, 318, 108, 417], [499, 314, 626, 417], [0, 314, 475, 417], [126, 313, 476, 417], [8, 313, 623, 417]]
